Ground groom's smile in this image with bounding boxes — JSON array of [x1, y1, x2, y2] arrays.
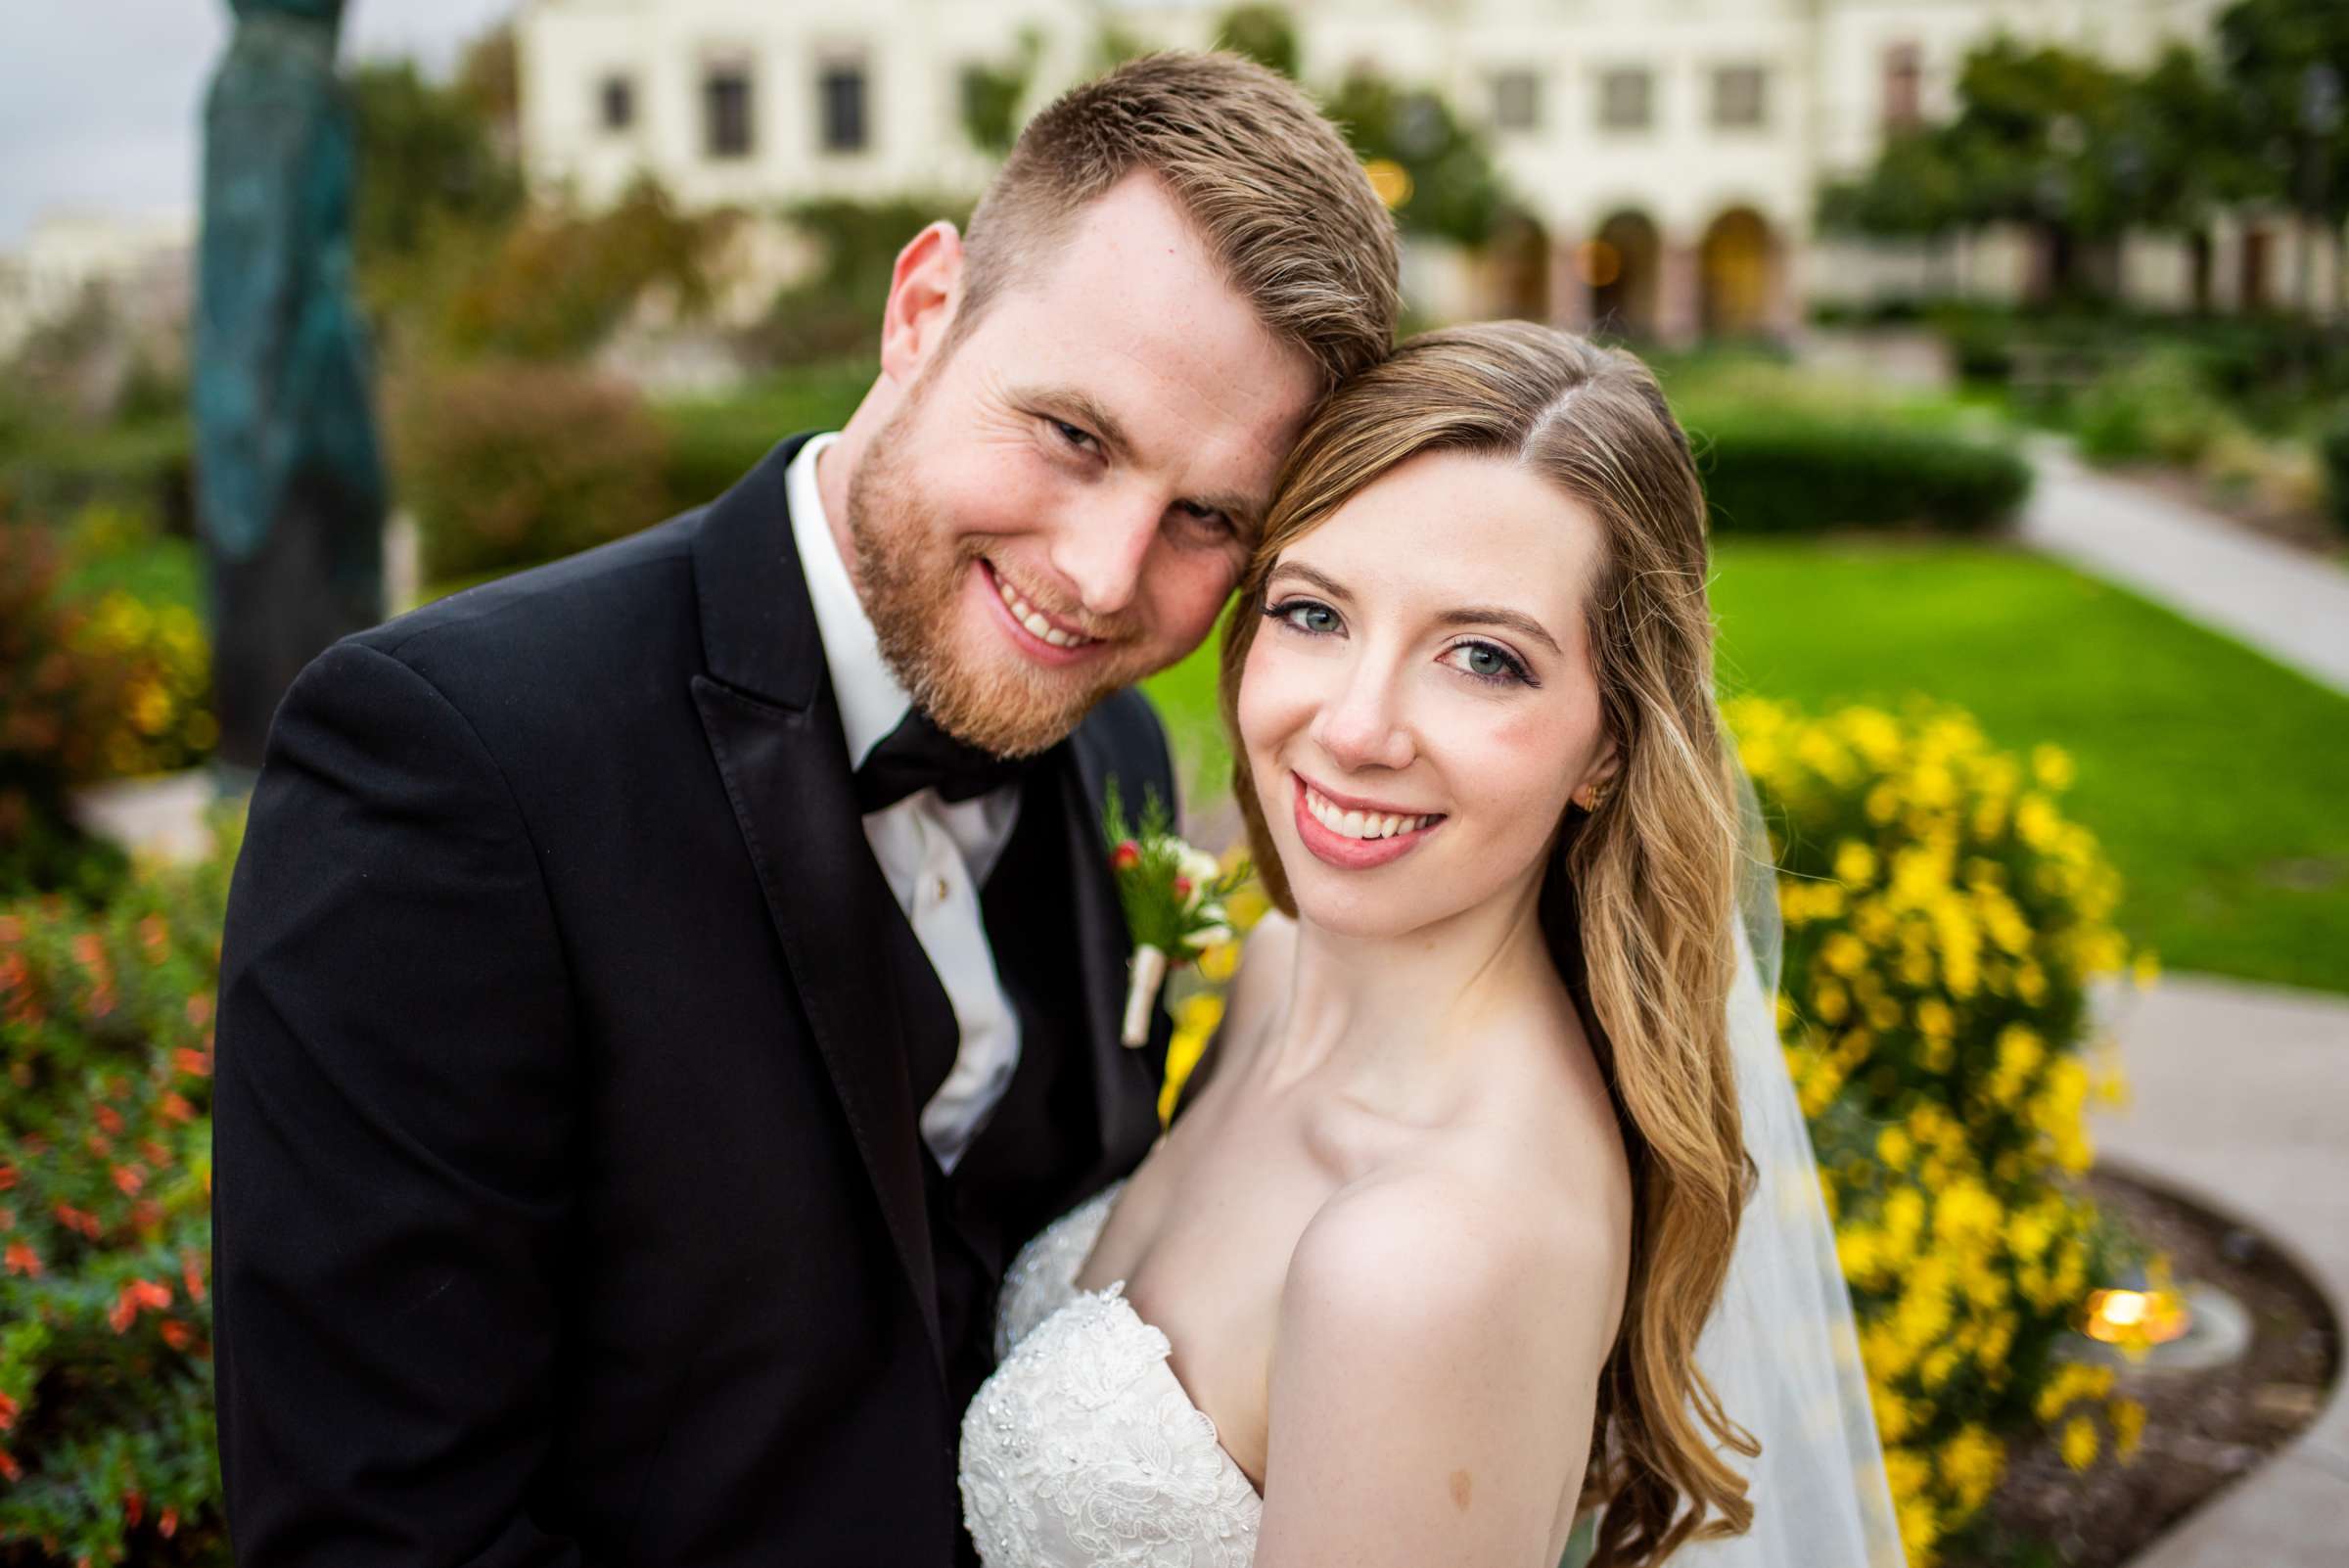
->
[[976, 557, 1110, 663]]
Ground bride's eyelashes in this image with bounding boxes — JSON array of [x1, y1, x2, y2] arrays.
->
[[1261, 596, 1538, 688], [1441, 638, 1537, 688], [1263, 595, 1340, 636]]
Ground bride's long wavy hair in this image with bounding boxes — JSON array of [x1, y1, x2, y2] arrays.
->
[[1219, 321, 1757, 1565]]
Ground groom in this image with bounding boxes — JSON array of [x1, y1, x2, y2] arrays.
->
[[211, 51, 1397, 1568]]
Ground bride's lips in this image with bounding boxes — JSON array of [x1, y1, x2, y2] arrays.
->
[[976, 559, 1109, 669], [1289, 771, 1445, 870]]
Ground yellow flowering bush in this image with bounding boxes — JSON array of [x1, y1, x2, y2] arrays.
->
[[62, 589, 215, 781], [1158, 702, 2152, 1564], [1728, 698, 2148, 1563]]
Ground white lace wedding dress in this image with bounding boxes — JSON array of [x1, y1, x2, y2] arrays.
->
[[958, 1179, 1265, 1567]]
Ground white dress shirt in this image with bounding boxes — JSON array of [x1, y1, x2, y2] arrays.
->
[[788, 433, 1023, 1174]]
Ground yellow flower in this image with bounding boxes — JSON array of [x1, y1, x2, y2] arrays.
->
[[2032, 744, 2077, 792], [1939, 1425, 2005, 1512], [2110, 1398, 2146, 1462], [1197, 940, 1240, 985], [1834, 840, 1879, 887], [1875, 1128, 1913, 1170], [2059, 1413, 2099, 1472]]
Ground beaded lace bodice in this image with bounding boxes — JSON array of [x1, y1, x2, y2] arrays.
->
[[959, 1179, 1265, 1566]]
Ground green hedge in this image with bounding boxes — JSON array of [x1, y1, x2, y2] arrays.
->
[[2322, 410, 2349, 533], [653, 359, 874, 513], [1687, 413, 2032, 535], [0, 419, 196, 540], [392, 359, 669, 583]]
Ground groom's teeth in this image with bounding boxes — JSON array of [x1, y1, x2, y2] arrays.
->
[[993, 567, 1094, 649], [1303, 785, 1431, 841]]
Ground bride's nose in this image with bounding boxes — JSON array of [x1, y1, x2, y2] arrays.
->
[[1310, 656, 1414, 775]]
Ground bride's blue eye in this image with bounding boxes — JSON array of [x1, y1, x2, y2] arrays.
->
[[1264, 598, 1339, 635], [1443, 639, 1532, 686]]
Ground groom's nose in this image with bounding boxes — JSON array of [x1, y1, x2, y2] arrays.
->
[[1045, 490, 1163, 620]]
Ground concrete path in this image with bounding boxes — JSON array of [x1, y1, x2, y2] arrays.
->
[[2092, 974, 2349, 1568], [2020, 440, 2349, 696]]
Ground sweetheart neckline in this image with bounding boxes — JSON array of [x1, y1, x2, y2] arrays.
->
[[1064, 1279, 1267, 1502]]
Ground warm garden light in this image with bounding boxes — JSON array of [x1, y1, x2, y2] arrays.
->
[[2081, 1285, 2191, 1347], [1362, 158, 1412, 208]]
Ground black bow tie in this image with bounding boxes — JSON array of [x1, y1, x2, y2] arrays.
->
[[852, 708, 1036, 814]]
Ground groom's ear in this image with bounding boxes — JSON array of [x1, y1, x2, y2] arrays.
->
[[879, 221, 966, 388]]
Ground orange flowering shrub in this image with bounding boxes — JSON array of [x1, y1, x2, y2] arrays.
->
[[0, 814, 238, 1565]]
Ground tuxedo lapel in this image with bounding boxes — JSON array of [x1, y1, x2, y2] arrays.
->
[[686, 436, 944, 1374], [1058, 734, 1172, 1184]]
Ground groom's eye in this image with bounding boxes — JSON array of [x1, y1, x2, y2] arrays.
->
[[1048, 419, 1098, 454], [1172, 500, 1234, 540]]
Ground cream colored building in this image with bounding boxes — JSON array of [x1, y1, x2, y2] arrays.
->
[[517, 0, 2327, 342]]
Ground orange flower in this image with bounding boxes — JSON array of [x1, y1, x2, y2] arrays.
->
[[182, 1250, 207, 1304], [3, 1242, 37, 1277], [0, 1166, 14, 1191], [95, 1105, 125, 1135], [111, 1164, 145, 1197], [0, 1448, 20, 1483], [172, 1047, 211, 1079], [123, 1491, 143, 1527], [160, 1319, 194, 1352], [0, 1391, 17, 1431], [183, 993, 212, 1029], [160, 1092, 197, 1124], [160, 1508, 178, 1538]]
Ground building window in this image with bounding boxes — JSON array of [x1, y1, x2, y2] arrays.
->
[[1492, 69, 1541, 132], [1598, 68, 1653, 132], [598, 73, 634, 132], [820, 63, 869, 154], [704, 63, 754, 159], [1712, 66, 1767, 129], [1882, 43, 1922, 131]]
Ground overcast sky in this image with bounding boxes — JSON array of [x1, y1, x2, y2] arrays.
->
[[0, 0, 518, 250]]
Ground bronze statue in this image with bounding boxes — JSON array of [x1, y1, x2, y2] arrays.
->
[[194, 0, 386, 773]]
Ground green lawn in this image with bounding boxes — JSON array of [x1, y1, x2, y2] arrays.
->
[[1146, 539, 2349, 993]]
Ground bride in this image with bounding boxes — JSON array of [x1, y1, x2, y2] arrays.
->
[[959, 322, 1905, 1568]]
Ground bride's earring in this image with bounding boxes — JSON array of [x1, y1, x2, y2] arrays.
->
[[1580, 778, 1613, 813]]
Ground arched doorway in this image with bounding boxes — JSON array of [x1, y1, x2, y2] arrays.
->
[[1583, 210, 1660, 340], [1481, 207, 1550, 322], [1699, 208, 1777, 339]]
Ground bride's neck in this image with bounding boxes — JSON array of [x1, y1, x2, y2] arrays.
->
[[1260, 871, 1555, 1102]]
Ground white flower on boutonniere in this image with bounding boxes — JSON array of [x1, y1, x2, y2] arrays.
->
[[1103, 783, 1250, 1047]]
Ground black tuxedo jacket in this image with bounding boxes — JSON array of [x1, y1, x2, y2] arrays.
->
[[212, 435, 1174, 1567]]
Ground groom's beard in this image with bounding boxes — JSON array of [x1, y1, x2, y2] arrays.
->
[[847, 399, 1154, 760]]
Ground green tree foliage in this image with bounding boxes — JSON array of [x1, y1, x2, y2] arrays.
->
[[2217, 0, 2349, 225], [349, 56, 523, 309], [438, 177, 734, 361], [959, 28, 1042, 156], [1324, 72, 1504, 247], [1215, 5, 1301, 79]]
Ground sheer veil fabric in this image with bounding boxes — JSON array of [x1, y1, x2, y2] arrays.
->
[[1661, 765, 1908, 1568]]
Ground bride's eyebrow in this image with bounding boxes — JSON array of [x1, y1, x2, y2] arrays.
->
[[1265, 561, 1351, 600], [1436, 604, 1563, 657]]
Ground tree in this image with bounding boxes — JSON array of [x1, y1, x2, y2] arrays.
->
[[1324, 71, 1505, 248], [1216, 5, 1300, 80], [960, 28, 1041, 156], [2216, 0, 2349, 316]]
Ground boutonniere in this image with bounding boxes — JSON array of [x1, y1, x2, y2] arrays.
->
[[1103, 783, 1246, 1047]]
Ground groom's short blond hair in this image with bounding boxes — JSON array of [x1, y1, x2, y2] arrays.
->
[[952, 51, 1400, 392]]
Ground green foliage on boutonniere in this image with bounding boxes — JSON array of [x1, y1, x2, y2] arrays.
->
[[1102, 781, 1246, 960]]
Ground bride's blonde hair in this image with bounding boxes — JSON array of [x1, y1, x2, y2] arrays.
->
[[1219, 321, 1757, 1565]]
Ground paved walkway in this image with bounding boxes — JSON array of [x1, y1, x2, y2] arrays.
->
[[2020, 440, 2349, 696], [2093, 975, 2349, 1567], [2018, 444, 2349, 1563]]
